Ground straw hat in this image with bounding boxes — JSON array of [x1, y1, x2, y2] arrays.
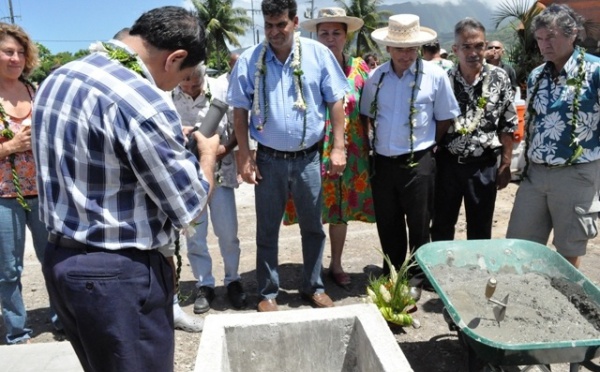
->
[[301, 7, 364, 33], [371, 14, 437, 48]]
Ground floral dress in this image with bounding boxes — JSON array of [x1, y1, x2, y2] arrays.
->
[[284, 56, 375, 224]]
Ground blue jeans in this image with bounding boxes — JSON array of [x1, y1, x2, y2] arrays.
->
[[255, 149, 326, 299], [186, 186, 241, 288], [0, 197, 49, 344]]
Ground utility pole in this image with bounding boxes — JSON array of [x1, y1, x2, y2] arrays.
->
[[6, 0, 16, 24], [246, 0, 262, 45], [303, 0, 315, 39]]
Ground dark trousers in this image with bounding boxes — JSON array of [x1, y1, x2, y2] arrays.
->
[[43, 242, 174, 372], [371, 150, 435, 274], [431, 151, 498, 241]]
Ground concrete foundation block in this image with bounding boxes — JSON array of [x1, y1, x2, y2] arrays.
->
[[195, 303, 412, 372]]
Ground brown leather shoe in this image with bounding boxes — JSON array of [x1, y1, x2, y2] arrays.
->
[[257, 298, 278, 312], [301, 292, 334, 308]]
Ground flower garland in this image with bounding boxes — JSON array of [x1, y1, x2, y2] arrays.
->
[[452, 64, 490, 135], [0, 94, 31, 211], [370, 58, 421, 167], [253, 33, 308, 147], [521, 47, 586, 179]]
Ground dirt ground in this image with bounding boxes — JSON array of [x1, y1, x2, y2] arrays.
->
[[9, 180, 600, 371]]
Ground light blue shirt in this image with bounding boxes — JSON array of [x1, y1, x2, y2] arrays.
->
[[360, 59, 460, 157], [527, 47, 600, 165], [227, 37, 349, 151]]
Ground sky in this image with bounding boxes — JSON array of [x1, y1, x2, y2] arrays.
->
[[3, 0, 504, 54]]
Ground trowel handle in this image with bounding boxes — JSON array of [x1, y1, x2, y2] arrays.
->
[[485, 278, 497, 299]]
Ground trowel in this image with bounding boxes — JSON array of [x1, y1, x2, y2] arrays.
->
[[485, 278, 509, 323]]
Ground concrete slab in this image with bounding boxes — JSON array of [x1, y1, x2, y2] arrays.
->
[[0, 341, 82, 372], [195, 303, 412, 372]]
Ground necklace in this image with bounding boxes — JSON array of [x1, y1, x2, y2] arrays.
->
[[521, 47, 586, 179], [0, 83, 31, 211], [370, 58, 421, 167], [253, 33, 307, 147], [451, 64, 490, 135]]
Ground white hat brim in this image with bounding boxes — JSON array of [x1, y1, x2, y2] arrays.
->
[[301, 17, 364, 33], [371, 26, 437, 48]]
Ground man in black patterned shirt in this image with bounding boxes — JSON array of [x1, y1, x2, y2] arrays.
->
[[431, 18, 517, 241]]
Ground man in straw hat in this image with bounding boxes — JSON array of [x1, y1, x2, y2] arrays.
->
[[227, 0, 348, 312], [360, 14, 459, 279], [431, 18, 517, 243]]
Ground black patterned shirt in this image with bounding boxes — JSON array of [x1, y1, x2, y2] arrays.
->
[[440, 63, 517, 157]]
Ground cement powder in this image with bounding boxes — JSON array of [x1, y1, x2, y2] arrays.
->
[[428, 265, 600, 344]]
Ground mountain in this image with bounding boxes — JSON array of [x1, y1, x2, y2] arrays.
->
[[378, 0, 496, 40]]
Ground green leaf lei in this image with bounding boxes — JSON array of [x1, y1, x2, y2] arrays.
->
[[0, 80, 33, 211], [370, 58, 421, 168], [253, 34, 308, 147], [521, 47, 586, 179]]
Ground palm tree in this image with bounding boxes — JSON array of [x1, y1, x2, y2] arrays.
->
[[335, 0, 391, 57], [492, 0, 544, 91], [192, 0, 252, 69]]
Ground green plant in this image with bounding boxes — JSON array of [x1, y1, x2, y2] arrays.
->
[[492, 0, 544, 93], [366, 251, 418, 326]]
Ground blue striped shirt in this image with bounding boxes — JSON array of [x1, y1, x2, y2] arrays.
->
[[32, 52, 210, 250], [227, 37, 349, 151]]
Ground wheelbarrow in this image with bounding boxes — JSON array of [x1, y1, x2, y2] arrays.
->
[[415, 239, 600, 372]]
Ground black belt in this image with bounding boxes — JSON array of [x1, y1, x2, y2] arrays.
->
[[258, 143, 319, 159], [441, 148, 499, 165], [48, 232, 105, 252], [375, 147, 433, 163]]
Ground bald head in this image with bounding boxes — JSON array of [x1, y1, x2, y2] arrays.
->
[[485, 40, 504, 66], [229, 53, 239, 71]]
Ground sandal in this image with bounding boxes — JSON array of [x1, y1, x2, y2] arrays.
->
[[328, 269, 351, 287]]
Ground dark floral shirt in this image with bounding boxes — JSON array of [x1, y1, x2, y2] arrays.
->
[[440, 63, 517, 157]]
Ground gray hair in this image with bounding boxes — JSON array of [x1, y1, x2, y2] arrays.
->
[[454, 17, 486, 38], [532, 4, 584, 41]]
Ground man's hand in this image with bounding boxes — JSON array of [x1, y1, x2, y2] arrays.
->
[[237, 149, 260, 185], [496, 163, 511, 190], [193, 131, 220, 159]]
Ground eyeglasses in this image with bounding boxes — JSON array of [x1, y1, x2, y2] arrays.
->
[[487, 46, 502, 50]]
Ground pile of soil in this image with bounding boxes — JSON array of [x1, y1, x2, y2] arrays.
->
[[429, 265, 600, 344]]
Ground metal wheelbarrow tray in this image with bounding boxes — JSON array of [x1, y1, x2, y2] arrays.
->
[[415, 239, 600, 369]]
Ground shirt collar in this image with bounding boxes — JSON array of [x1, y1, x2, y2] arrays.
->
[[105, 39, 156, 86], [380, 59, 419, 78], [543, 46, 581, 79]]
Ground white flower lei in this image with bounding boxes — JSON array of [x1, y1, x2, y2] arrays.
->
[[252, 33, 307, 146], [451, 64, 490, 136]]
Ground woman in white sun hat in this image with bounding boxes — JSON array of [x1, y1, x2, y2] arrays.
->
[[359, 14, 459, 282], [283, 7, 375, 288]]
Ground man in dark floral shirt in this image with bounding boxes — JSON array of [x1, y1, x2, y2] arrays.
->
[[431, 18, 517, 241]]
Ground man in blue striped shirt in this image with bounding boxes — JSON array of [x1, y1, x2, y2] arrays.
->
[[31, 7, 218, 372], [228, 0, 349, 312]]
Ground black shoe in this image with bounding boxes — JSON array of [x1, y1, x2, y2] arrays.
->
[[193, 286, 215, 314], [226, 281, 247, 309]]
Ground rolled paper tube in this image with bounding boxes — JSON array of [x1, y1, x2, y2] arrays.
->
[[186, 98, 229, 158]]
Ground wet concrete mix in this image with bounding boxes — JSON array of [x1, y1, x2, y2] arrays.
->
[[428, 265, 600, 344]]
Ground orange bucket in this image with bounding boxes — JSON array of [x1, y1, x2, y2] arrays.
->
[[514, 101, 526, 143]]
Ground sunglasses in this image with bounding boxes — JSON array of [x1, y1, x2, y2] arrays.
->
[[487, 46, 502, 50]]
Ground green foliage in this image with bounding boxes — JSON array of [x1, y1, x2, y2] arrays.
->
[[192, 0, 252, 64], [29, 42, 90, 84], [335, 0, 391, 57], [492, 0, 544, 91]]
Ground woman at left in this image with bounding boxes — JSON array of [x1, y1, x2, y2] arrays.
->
[[0, 22, 59, 345]]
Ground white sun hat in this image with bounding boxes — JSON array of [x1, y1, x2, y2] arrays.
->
[[301, 7, 364, 33], [371, 14, 437, 48]]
